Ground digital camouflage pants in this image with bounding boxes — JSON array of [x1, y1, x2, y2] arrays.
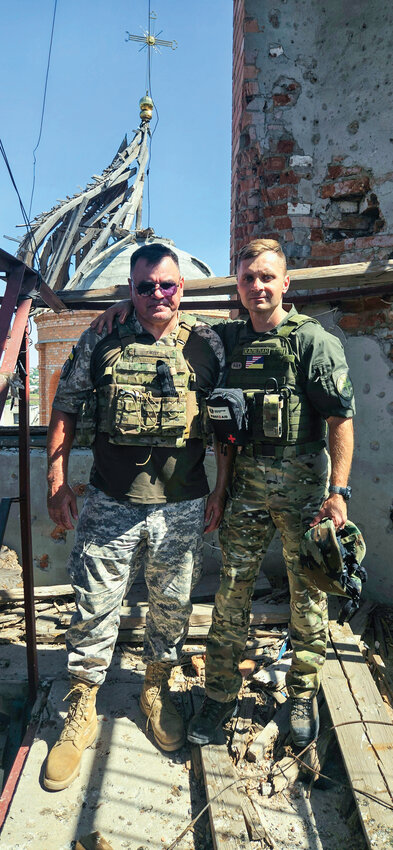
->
[[66, 485, 205, 685], [205, 445, 330, 701]]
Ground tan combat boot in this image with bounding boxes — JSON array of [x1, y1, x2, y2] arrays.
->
[[44, 679, 99, 791], [140, 662, 185, 752]]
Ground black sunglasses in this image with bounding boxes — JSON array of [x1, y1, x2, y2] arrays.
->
[[133, 280, 180, 297]]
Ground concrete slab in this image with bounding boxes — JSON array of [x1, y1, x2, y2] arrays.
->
[[1, 679, 195, 850]]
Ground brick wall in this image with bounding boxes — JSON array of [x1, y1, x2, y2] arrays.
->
[[34, 310, 100, 425], [231, 1, 393, 271]]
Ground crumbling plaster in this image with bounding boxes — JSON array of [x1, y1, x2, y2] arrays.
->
[[234, 0, 393, 263]]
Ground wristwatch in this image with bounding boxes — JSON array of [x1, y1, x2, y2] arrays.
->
[[329, 485, 352, 501]]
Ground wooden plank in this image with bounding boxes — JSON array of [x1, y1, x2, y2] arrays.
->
[[46, 197, 88, 289], [0, 584, 74, 604], [330, 621, 393, 798], [252, 652, 292, 689], [192, 569, 270, 603], [190, 686, 251, 849], [231, 695, 255, 764], [119, 599, 289, 630], [66, 133, 149, 290], [164, 259, 393, 297], [18, 132, 143, 264], [322, 621, 393, 848], [248, 700, 291, 763]]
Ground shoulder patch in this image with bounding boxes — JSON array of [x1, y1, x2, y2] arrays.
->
[[334, 369, 354, 401], [60, 346, 77, 379]]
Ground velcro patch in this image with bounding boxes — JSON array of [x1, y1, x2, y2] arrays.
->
[[207, 405, 232, 420], [334, 369, 353, 401], [245, 354, 265, 369]]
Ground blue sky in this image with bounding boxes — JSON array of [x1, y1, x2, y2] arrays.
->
[[0, 0, 232, 281]]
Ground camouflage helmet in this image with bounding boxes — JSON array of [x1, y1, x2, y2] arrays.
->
[[300, 518, 367, 623]]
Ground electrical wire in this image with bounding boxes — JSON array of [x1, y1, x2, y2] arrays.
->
[[0, 138, 40, 271], [28, 0, 58, 220]]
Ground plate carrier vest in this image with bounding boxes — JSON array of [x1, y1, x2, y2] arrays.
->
[[225, 313, 326, 447], [76, 315, 205, 448]]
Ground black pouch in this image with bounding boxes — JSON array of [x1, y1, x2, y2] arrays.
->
[[206, 388, 248, 447]]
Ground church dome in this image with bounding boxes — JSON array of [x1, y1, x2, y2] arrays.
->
[[73, 235, 214, 291]]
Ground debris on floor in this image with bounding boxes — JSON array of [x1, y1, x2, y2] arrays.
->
[[1, 584, 393, 848]]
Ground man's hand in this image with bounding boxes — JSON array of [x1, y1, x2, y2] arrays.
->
[[47, 483, 78, 530], [204, 489, 226, 534], [310, 493, 347, 530], [90, 299, 132, 334]]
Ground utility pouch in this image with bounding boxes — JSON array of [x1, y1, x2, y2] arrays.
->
[[263, 393, 284, 438], [206, 388, 248, 447], [75, 390, 97, 447]]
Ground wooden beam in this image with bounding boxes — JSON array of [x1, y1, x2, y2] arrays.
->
[[322, 621, 393, 848], [181, 258, 393, 295], [17, 133, 143, 265]]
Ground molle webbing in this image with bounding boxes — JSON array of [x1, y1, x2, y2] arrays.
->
[[225, 314, 326, 446], [96, 314, 203, 448]]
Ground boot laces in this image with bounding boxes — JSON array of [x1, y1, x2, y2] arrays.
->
[[59, 684, 94, 742], [144, 664, 172, 732], [291, 697, 313, 721]]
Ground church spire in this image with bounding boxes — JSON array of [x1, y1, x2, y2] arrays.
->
[[17, 105, 151, 292]]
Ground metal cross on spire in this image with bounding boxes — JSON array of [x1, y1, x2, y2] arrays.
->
[[126, 11, 178, 53]]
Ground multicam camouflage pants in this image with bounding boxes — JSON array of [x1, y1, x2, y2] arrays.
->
[[66, 485, 204, 685], [205, 445, 330, 701]]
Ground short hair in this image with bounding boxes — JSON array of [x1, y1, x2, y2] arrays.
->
[[130, 243, 180, 272], [237, 238, 287, 273]]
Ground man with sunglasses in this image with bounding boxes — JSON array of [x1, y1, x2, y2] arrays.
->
[[44, 243, 227, 790], [91, 238, 355, 752]]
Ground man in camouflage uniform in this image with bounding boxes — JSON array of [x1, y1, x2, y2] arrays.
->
[[187, 238, 355, 748], [44, 243, 226, 790], [92, 238, 355, 748]]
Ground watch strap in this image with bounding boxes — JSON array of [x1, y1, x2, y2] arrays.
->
[[329, 484, 352, 500]]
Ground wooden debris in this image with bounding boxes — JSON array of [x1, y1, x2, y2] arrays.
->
[[231, 695, 256, 764], [369, 653, 393, 719], [191, 654, 206, 677], [247, 700, 291, 763], [252, 652, 292, 690], [271, 752, 300, 794], [322, 620, 393, 848], [189, 685, 273, 848], [0, 587, 289, 647]]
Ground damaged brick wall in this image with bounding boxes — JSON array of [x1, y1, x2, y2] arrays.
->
[[231, 0, 393, 600], [231, 0, 393, 270], [35, 310, 100, 425]]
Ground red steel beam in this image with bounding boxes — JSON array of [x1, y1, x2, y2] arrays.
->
[[0, 298, 32, 419], [0, 263, 25, 359], [18, 325, 38, 703]]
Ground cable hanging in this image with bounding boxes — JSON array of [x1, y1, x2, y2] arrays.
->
[[28, 0, 58, 220]]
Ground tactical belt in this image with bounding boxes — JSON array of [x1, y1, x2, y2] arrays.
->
[[245, 439, 326, 459]]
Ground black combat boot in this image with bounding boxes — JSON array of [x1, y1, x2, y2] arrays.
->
[[187, 696, 237, 745], [289, 696, 319, 748]]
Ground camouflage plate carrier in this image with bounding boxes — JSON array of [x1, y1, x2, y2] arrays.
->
[[225, 314, 326, 449], [76, 314, 206, 448]]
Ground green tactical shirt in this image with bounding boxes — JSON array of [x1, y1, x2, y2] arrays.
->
[[53, 312, 225, 504], [210, 305, 355, 420]]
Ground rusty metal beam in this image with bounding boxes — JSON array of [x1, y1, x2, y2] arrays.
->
[[0, 298, 32, 419], [0, 263, 25, 360], [18, 326, 39, 703]]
